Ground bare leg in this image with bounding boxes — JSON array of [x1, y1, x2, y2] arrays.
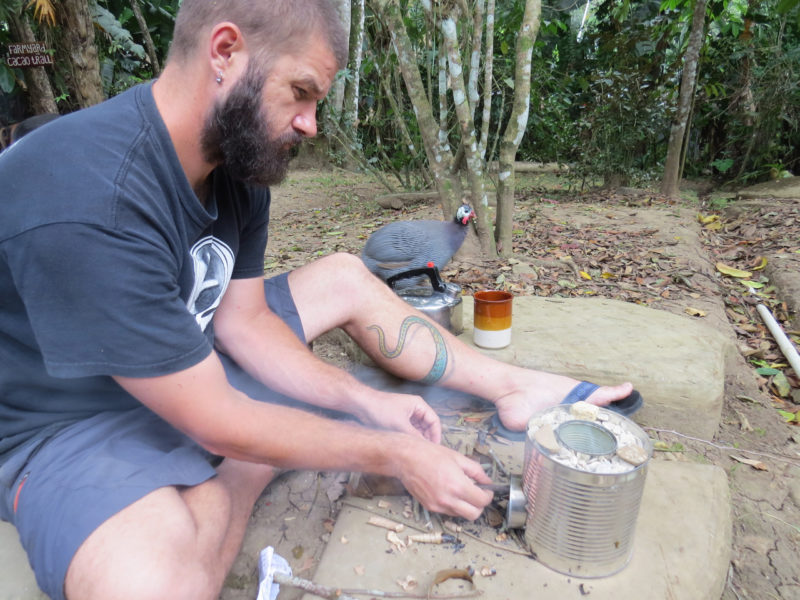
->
[[289, 254, 633, 431], [64, 461, 277, 600]]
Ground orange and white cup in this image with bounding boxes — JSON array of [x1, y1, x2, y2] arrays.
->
[[473, 290, 513, 349]]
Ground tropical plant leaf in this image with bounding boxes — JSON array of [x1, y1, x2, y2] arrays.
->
[[90, 4, 146, 60], [0, 64, 16, 94]]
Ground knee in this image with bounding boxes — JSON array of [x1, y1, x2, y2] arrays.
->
[[319, 252, 382, 289], [122, 563, 218, 600]]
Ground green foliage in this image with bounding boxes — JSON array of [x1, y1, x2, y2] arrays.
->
[[91, 0, 178, 96]]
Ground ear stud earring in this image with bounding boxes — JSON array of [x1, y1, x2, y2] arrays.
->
[[215, 71, 223, 84]]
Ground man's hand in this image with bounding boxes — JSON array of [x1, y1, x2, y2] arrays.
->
[[392, 440, 494, 521], [356, 391, 442, 443]]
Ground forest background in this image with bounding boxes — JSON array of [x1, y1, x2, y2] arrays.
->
[[2, 0, 799, 257]]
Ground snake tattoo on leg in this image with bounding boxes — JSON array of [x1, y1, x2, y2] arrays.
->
[[367, 316, 448, 384]]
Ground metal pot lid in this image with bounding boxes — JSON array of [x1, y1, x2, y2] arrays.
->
[[398, 282, 462, 310]]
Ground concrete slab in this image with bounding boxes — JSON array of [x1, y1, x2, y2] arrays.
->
[[458, 296, 734, 440], [736, 176, 800, 200], [305, 460, 731, 600], [0, 296, 733, 599], [0, 521, 46, 600]]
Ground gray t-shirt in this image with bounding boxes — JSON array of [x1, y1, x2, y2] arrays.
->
[[0, 83, 270, 476]]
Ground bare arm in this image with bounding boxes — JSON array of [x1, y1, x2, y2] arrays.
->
[[113, 354, 492, 519], [212, 277, 441, 442]]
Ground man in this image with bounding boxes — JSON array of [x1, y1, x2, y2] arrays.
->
[[0, 1, 635, 599]]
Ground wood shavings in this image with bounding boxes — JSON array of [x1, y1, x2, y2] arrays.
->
[[570, 401, 600, 421], [443, 520, 462, 533], [534, 424, 560, 452], [617, 444, 649, 466], [386, 530, 407, 552], [368, 516, 405, 532], [407, 532, 456, 544], [395, 575, 417, 591]]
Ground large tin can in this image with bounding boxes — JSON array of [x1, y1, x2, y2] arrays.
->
[[523, 405, 652, 578]]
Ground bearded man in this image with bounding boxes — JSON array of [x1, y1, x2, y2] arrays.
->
[[0, 1, 636, 598]]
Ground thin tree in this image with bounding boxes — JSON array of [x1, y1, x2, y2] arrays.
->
[[129, 0, 160, 75], [660, 0, 707, 198], [371, 0, 541, 258]]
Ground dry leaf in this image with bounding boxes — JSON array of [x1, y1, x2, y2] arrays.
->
[[685, 307, 707, 317], [730, 455, 769, 471], [716, 262, 752, 278], [432, 568, 474, 587], [296, 555, 315, 575], [697, 213, 719, 224], [579, 270, 592, 280]]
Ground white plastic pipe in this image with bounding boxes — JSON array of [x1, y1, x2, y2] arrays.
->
[[755, 302, 800, 377]]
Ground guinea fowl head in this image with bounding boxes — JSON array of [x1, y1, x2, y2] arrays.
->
[[455, 203, 476, 225]]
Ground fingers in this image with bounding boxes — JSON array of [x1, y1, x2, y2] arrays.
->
[[410, 402, 441, 444], [398, 443, 494, 521]]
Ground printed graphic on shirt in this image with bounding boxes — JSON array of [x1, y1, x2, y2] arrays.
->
[[186, 236, 235, 331]]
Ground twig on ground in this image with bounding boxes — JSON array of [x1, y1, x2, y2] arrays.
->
[[644, 427, 800, 465], [766, 513, 800, 534], [726, 566, 743, 600], [457, 527, 533, 557], [340, 500, 532, 557], [273, 572, 360, 599], [486, 447, 509, 477]]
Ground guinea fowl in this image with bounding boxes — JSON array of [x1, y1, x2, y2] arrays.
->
[[361, 203, 476, 284]]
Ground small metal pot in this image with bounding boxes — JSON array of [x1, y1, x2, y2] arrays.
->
[[387, 266, 463, 335]]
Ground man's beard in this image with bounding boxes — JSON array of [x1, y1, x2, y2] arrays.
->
[[201, 64, 304, 186]]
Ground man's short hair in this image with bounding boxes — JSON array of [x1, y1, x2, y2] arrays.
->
[[169, 0, 348, 71]]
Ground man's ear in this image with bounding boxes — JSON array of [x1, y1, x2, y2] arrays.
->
[[208, 22, 247, 82]]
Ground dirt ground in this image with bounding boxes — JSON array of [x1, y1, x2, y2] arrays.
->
[[221, 169, 800, 600]]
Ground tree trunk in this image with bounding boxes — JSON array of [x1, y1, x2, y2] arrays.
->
[[129, 0, 160, 75], [371, 0, 463, 210], [495, 0, 540, 256], [478, 0, 495, 159], [55, 0, 104, 108], [342, 0, 365, 129], [660, 0, 706, 198], [8, 12, 58, 115], [440, 11, 495, 256], [329, 0, 351, 116], [467, 0, 484, 123]]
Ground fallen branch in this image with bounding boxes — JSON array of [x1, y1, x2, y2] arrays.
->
[[644, 427, 800, 465], [375, 191, 440, 209], [273, 572, 360, 600], [273, 563, 483, 599]]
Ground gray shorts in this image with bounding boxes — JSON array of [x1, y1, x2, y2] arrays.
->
[[2, 273, 306, 600]]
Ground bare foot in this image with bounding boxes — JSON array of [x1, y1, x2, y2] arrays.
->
[[493, 380, 634, 432]]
